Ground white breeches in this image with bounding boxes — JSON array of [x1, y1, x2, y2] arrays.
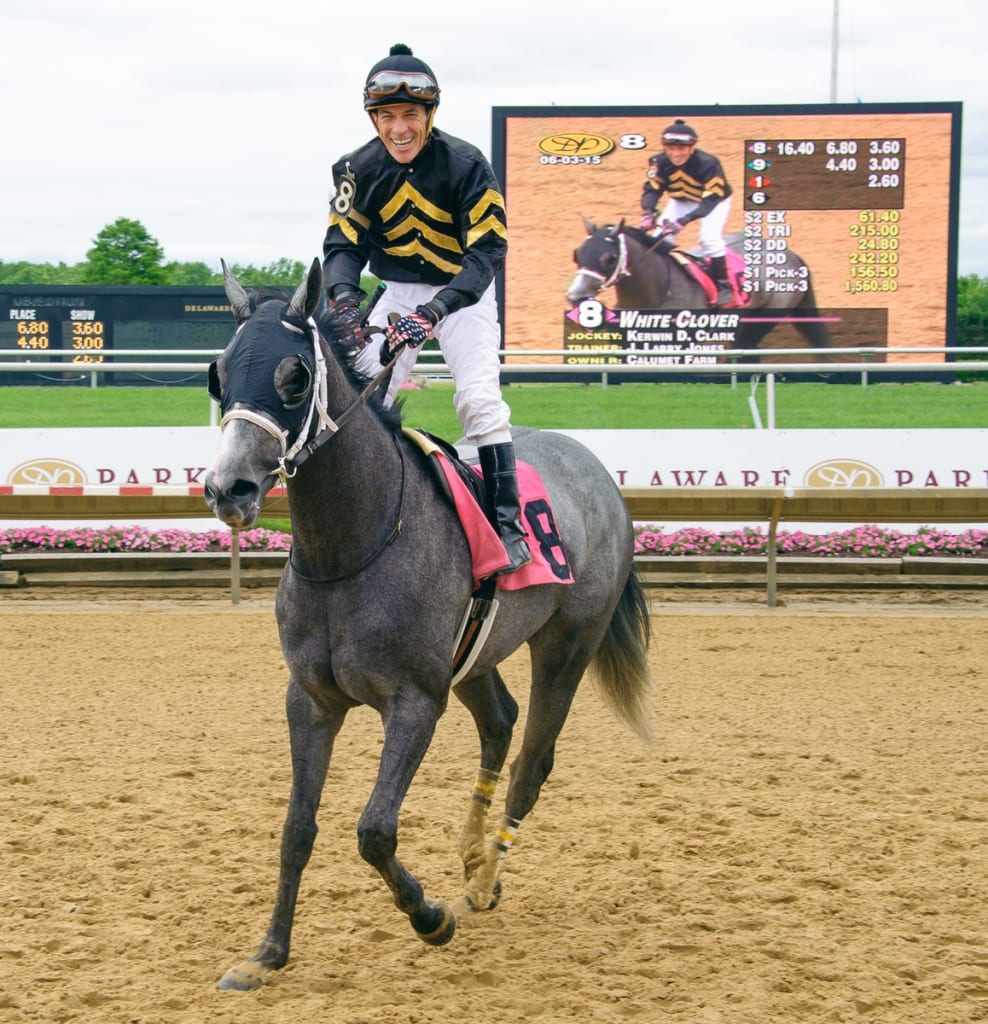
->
[[352, 281, 512, 447], [660, 196, 732, 258]]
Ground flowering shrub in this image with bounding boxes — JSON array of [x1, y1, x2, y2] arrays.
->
[[633, 524, 988, 559], [1, 524, 986, 559], [0, 526, 292, 554]]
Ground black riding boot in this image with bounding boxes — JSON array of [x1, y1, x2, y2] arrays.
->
[[478, 442, 532, 576], [710, 255, 734, 307]]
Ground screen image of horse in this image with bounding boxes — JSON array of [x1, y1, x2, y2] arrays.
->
[[569, 221, 836, 351]]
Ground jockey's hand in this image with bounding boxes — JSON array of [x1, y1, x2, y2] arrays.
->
[[380, 310, 433, 363], [328, 296, 365, 353], [660, 218, 685, 237], [638, 212, 657, 232]]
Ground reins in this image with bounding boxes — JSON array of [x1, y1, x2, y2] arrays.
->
[[578, 227, 673, 295], [218, 295, 405, 584], [280, 325, 398, 477], [288, 431, 407, 585], [281, 317, 405, 583]]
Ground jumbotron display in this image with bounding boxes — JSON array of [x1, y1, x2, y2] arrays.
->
[[0, 286, 233, 385], [492, 103, 960, 368]]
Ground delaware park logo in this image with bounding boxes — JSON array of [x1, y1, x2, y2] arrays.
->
[[7, 458, 87, 486], [538, 133, 615, 164], [803, 459, 883, 488]]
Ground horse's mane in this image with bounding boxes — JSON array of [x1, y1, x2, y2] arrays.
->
[[619, 224, 657, 247]]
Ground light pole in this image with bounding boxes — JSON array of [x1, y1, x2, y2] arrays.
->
[[830, 0, 839, 102]]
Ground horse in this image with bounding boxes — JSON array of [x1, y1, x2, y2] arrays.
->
[[204, 258, 654, 990], [568, 220, 834, 350]]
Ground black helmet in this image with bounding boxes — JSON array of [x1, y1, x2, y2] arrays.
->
[[661, 119, 698, 145], [363, 43, 441, 110]]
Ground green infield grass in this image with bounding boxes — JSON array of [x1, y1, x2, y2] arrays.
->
[[0, 380, 986, 433]]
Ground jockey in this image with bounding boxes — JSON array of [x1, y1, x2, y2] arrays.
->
[[322, 43, 531, 575], [639, 119, 734, 307]]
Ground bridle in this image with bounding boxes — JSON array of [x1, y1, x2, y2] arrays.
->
[[577, 230, 630, 292], [218, 314, 397, 479]]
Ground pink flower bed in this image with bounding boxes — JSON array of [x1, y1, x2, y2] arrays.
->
[[2, 524, 987, 559], [0, 526, 292, 554], [633, 524, 988, 558]]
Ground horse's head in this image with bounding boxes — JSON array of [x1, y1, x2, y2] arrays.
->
[[566, 219, 627, 305], [204, 259, 324, 528]]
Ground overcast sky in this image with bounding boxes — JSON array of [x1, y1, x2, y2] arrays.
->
[[3, 0, 985, 275]]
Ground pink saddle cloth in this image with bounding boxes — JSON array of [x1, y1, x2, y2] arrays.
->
[[434, 455, 574, 591]]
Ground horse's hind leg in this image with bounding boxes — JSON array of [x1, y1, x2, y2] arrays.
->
[[358, 689, 457, 946], [462, 642, 593, 912], [453, 668, 519, 881], [218, 681, 346, 991]]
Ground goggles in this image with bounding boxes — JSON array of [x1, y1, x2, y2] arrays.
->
[[364, 71, 440, 102]]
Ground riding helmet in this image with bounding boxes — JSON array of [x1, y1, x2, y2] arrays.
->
[[363, 43, 441, 110], [661, 119, 698, 145]]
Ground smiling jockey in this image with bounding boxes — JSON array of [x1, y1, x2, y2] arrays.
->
[[322, 43, 531, 575], [640, 119, 734, 307]]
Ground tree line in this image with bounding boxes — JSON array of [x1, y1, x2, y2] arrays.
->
[[2, 217, 987, 351], [0, 217, 307, 288]]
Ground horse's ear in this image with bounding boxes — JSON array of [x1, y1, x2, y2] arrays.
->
[[286, 258, 324, 323], [605, 222, 621, 239], [616, 218, 626, 234], [222, 259, 252, 324], [582, 216, 596, 235]]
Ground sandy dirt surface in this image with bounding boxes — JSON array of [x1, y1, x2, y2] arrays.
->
[[1, 594, 986, 1024]]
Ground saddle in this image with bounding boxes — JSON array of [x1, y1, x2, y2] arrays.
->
[[668, 246, 747, 308], [402, 427, 572, 592], [402, 427, 573, 684], [407, 428, 486, 506]]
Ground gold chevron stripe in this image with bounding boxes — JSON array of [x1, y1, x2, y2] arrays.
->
[[329, 210, 365, 245], [380, 181, 454, 224], [468, 188, 505, 223], [384, 238, 462, 275], [466, 215, 508, 248], [384, 215, 463, 254], [329, 216, 360, 245]]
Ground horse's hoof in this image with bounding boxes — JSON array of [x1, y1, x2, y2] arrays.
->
[[216, 959, 272, 991], [412, 897, 457, 946], [463, 879, 503, 913]]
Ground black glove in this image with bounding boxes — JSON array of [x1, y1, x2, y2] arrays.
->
[[660, 218, 686, 237], [327, 293, 365, 353], [379, 304, 441, 363]]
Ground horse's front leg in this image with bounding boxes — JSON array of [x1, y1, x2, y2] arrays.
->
[[358, 690, 456, 946], [218, 681, 346, 991]]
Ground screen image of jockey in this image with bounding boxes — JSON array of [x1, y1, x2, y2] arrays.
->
[[639, 119, 734, 306]]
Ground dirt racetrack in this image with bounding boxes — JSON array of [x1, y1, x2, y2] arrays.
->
[[2, 595, 986, 1024]]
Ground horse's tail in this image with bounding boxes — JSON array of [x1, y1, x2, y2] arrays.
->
[[590, 566, 655, 746]]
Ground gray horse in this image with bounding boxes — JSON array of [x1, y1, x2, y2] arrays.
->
[[204, 259, 653, 990]]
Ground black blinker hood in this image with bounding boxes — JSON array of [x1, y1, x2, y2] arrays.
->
[[220, 301, 313, 435]]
